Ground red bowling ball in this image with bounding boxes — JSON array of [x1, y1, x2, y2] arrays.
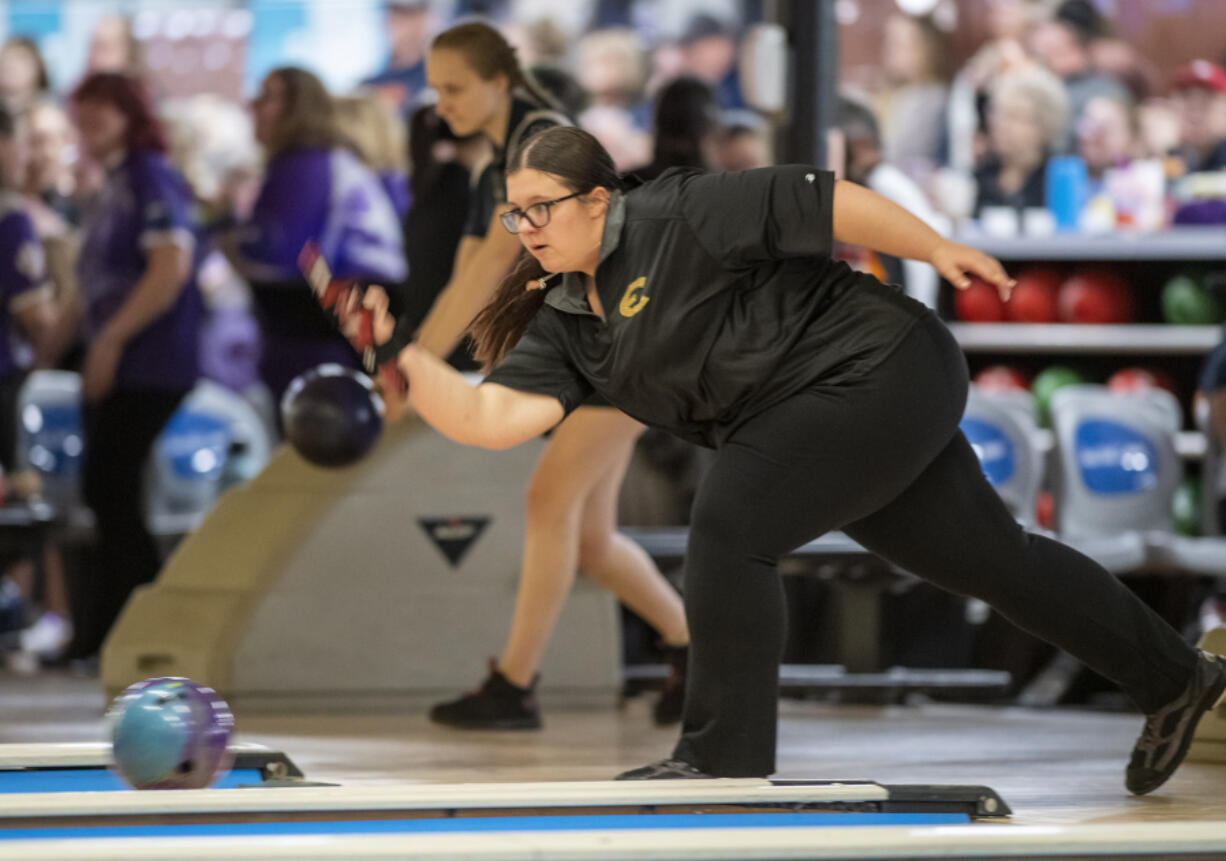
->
[[1107, 366, 1177, 396], [974, 365, 1031, 391], [1058, 268, 1135, 324], [955, 277, 1007, 322], [1005, 267, 1062, 323]]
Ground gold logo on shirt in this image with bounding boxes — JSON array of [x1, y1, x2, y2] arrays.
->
[[619, 277, 650, 317]]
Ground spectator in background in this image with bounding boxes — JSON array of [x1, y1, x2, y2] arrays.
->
[[632, 76, 721, 180], [717, 109, 772, 171], [505, 17, 569, 70], [974, 65, 1068, 216], [1027, 0, 1128, 152], [396, 104, 485, 370], [578, 104, 650, 173], [574, 28, 649, 127], [835, 97, 947, 309], [86, 15, 143, 78], [946, 0, 1038, 175], [1076, 94, 1137, 190], [0, 37, 51, 115], [874, 13, 948, 184], [23, 100, 79, 228], [56, 72, 204, 662], [161, 95, 262, 398], [1136, 97, 1183, 164], [677, 14, 745, 111], [529, 66, 589, 123], [0, 104, 71, 661], [362, 0, 431, 114], [334, 91, 410, 219], [223, 67, 405, 406], [1169, 60, 1226, 174]]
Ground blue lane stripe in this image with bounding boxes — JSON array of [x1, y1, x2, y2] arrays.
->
[[0, 769, 266, 793], [0, 812, 967, 840]]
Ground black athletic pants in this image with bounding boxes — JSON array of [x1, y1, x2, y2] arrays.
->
[[673, 314, 1199, 777], [68, 388, 188, 659]]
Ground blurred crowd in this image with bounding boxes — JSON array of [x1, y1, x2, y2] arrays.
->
[[0, 0, 1223, 668]]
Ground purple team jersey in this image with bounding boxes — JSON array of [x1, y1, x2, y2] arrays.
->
[[237, 147, 406, 283], [78, 150, 203, 391], [0, 193, 52, 377]]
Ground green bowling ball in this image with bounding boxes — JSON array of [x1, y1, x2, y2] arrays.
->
[[1161, 274, 1220, 325], [1033, 366, 1086, 428], [1172, 476, 1203, 536]]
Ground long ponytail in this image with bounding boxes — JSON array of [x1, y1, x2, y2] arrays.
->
[[468, 250, 550, 369], [466, 126, 623, 369]]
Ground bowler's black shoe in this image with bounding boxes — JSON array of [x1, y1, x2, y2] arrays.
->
[[1125, 650, 1226, 795], [429, 660, 542, 730]]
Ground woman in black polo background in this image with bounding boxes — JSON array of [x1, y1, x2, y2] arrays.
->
[[373, 126, 1224, 797]]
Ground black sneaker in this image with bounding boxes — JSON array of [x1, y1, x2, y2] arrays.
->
[[615, 758, 710, 780], [1126, 650, 1226, 795], [652, 645, 688, 726], [428, 660, 542, 730]]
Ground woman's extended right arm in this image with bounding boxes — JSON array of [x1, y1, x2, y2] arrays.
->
[[399, 343, 564, 449]]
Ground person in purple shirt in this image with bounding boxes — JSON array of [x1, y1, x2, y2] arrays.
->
[[0, 106, 56, 470], [225, 67, 405, 406], [56, 72, 204, 661]]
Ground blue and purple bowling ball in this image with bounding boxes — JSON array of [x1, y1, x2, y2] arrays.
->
[[281, 364, 385, 468], [107, 676, 235, 790]]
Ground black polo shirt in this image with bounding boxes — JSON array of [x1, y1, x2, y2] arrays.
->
[[463, 97, 569, 239], [484, 166, 931, 448]]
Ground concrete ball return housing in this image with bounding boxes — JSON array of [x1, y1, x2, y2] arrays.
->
[[101, 414, 621, 711]]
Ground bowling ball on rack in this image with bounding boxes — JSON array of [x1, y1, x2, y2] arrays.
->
[[973, 365, 1031, 392], [954, 276, 1008, 322], [1161, 274, 1221, 325], [1058, 267, 1135, 324], [1006, 267, 1062, 323], [1106, 366, 1178, 396], [1033, 365, 1087, 427]]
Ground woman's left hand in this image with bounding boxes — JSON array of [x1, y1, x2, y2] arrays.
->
[[81, 331, 124, 402], [930, 239, 1016, 302]]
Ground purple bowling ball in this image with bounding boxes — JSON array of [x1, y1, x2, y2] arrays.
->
[[108, 676, 235, 789]]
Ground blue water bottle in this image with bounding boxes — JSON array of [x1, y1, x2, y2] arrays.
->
[[1045, 155, 1089, 232]]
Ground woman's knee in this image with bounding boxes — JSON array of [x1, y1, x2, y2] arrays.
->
[[576, 521, 617, 578]]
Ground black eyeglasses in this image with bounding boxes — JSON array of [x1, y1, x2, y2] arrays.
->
[[500, 192, 584, 234]]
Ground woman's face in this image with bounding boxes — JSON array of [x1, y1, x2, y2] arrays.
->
[[1077, 97, 1133, 174], [426, 48, 508, 139], [505, 168, 606, 274], [28, 104, 73, 186], [251, 73, 285, 147], [882, 15, 928, 85], [73, 98, 128, 161], [988, 89, 1044, 166], [1176, 87, 1226, 152], [0, 45, 41, 106]]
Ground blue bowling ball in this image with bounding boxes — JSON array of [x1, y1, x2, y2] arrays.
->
[[281, 364, 385, 468], [107, 676, 235, 789]]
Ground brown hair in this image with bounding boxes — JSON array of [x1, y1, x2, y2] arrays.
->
[[71, 71, 167, 153], [264, 66, 340, 157], [431, 21, 560, 112], [467, 126, 622, 369]]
